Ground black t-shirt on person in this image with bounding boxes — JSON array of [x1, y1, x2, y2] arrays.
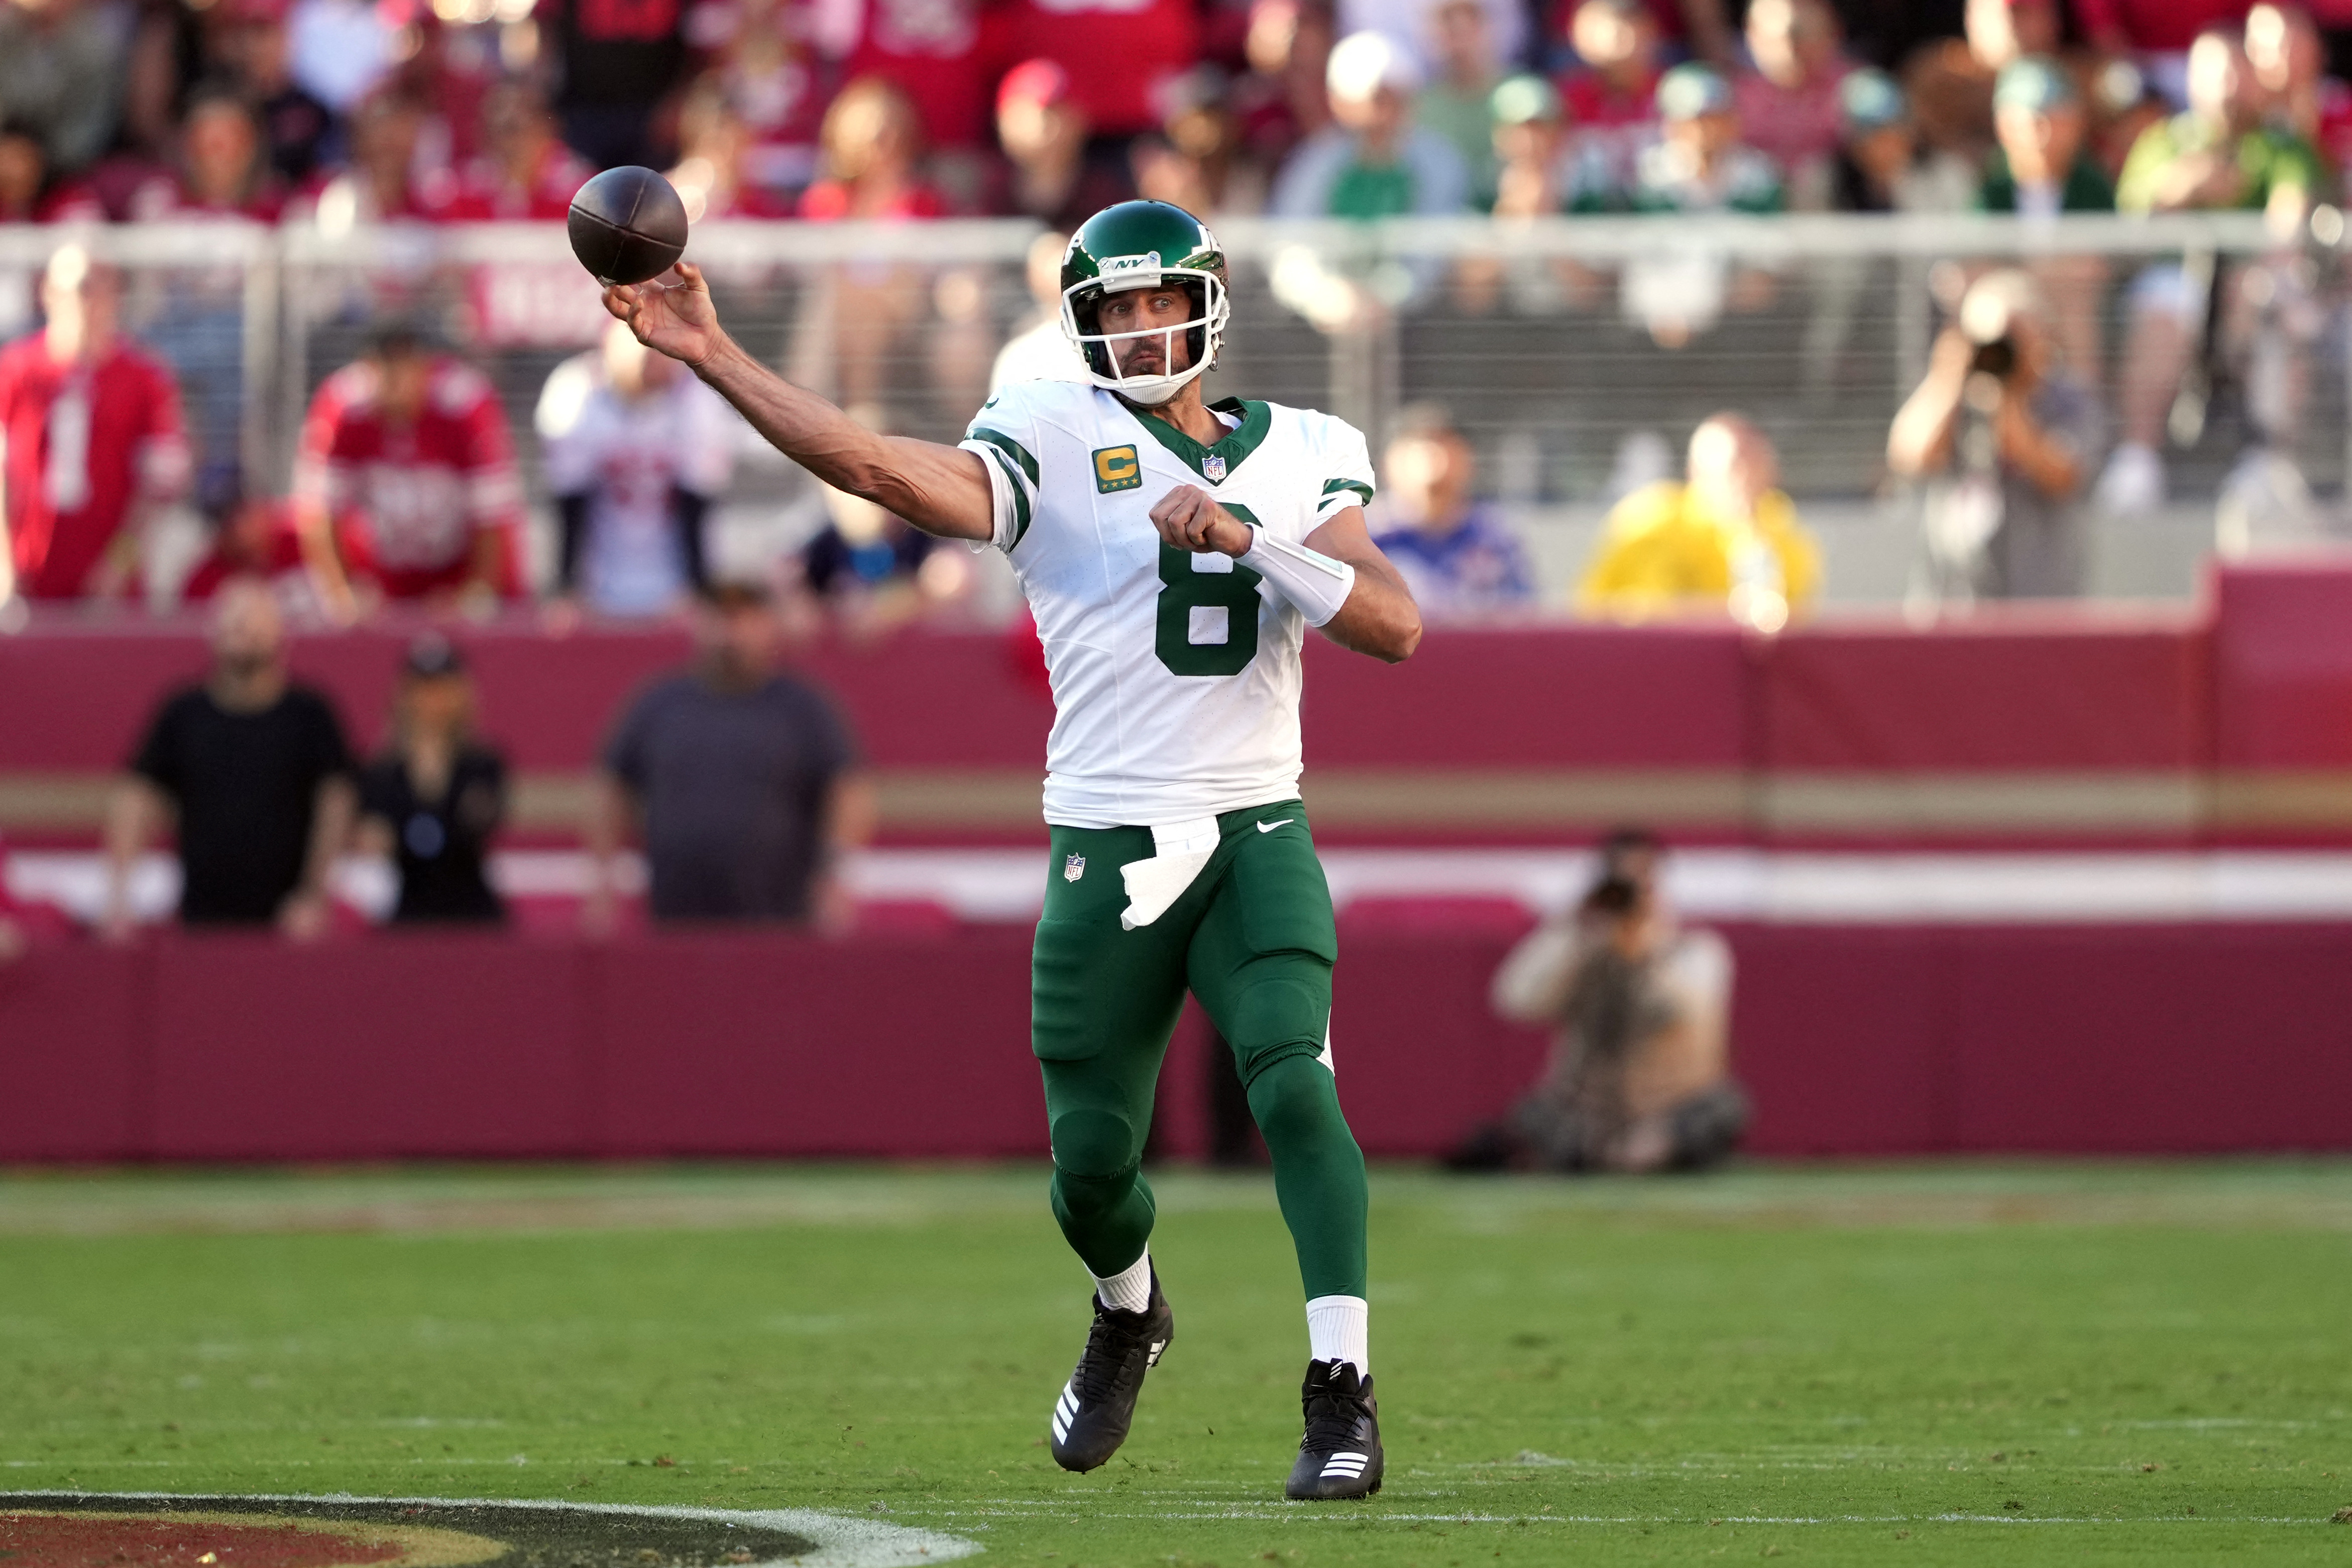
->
[[130, 685, 354, 925], [357, 746, 508, 924]]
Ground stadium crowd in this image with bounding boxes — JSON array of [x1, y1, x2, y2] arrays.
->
[[5, 0, 2352, 621]]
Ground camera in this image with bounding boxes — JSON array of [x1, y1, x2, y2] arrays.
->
[[1969, 336, 2018, 380]]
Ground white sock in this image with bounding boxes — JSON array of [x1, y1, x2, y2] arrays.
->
[[1092, 1252, 1153, 1313], [1305, 1294, 1370, 1376]]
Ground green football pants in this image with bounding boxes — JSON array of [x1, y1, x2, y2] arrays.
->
[[1031, 799, 1369, 1301]]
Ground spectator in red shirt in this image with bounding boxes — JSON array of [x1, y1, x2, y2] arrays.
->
[[457, 81, 596, 219], [126, 87, 291, 222], [290, 321, 525, 618], [0, 120, 104, 225], [1556, 0, 1664, 197], [992, 58, 1137, 231], [1734, 0, 1850, 208], [182, 495, 313, 606], [0, 248, 192, 604], [697, 0, 825, 196], [1000, 0, 1202, 141], [1229, 0, 1336, 184], [797, 76, 945, 220]]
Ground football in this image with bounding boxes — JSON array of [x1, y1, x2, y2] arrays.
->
[[567, 166, 690, 286]]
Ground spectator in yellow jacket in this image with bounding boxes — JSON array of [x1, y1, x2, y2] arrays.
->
[[1576, 414, 1820, 629]]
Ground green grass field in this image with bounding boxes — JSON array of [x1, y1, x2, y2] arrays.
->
[[5, 1162, 2350, 1565]]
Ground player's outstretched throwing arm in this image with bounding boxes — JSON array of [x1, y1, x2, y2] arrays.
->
[[1150, 482, 1422, 664], [603, 265, 996, 543]]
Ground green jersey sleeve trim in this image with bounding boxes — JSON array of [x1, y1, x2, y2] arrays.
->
[[966, 427, 1040, 487], [1124, 397, 1273, 484], [1320, 478, 1375, 507]]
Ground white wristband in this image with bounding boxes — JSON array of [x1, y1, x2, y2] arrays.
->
[[1240, 525, 1356, 627]]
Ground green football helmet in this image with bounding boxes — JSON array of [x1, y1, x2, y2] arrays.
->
[[1059, 200, 1230, 406]]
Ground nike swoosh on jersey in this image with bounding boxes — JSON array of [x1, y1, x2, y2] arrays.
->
[[1257, 819, 1295, 833]]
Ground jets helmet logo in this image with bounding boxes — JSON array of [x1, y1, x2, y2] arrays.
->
[[1064, 854, 1086, 882]]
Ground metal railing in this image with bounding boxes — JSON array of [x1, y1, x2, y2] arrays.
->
[[0, 210, 2329, 569]]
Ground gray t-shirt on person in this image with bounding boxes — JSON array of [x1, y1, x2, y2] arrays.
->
[[603, 669, 858, 922], [1984, 372, 2106, 600]]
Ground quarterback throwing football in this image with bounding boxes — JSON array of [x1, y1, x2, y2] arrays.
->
[[604, 200, 1422, 1500]]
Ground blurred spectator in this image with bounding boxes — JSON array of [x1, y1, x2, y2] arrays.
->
[[587, 578, 874, 929], [668, 77, 795, 220], [1554, 0, 1663, 199], [0, 119, 103, 223], [1452, 829, 1746, 1174], [0, 0, 128, 177], [537, 319, 736, 621], [304, 89, 462, 226], [291, 320, 523, 619], [104, 577, 355, 939], [1733, 0, 1850, 209], [1339, 0, 1523, 86], [990, 229, 1088, 390], [127, 86, 291, 221], [790, 78, 946, 411], [1002, 0, 1201, 142], [795, 404, 971, 631], [836, 0, 992, 162], [1417, 0, 1504, 208], [458, 81, 593, 219], [1271, 31, 1470, 218], [181, 494, 312, 604], [2100, 29, 2320, 516], [0, 831, 27, 961], [0, 248, 191, 603], [991, 59, 1134, 232], [355, 633, 506, 925], [1229, 0, 1335, 181], [1132, 85, 1252, 216], [692, 0, 823, 195], [1980, 58, 2113, 215], [1902, 0, 2059, 167], [211, 0, 337, 187], [287, 0, 394, 114], [1626, 63, 1782, 213], [798, 77, 942, 220], [1979, 57, 2114, 384], [1369, 405, 1533, 618], [1608, 65, 1782, 348], [1488, 72, 1571, 215], [539, 0, 693, 169], [1578, 413, 1817, 628], [2246, 3, 2352, 199], [1890, 269, 2102, 601], [1829, 67, 1972, 212]]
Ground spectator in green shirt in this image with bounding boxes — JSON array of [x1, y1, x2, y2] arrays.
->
[[1417, 0, 1503, 210], [1979, 57, 2114, 383], [1269, 30, 1471, 220], [2096, 27, 2320, 516], [1627, 64, 1784, 214]]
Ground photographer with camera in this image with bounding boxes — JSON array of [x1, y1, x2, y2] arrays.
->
[[1447, 829, 1747, 1175], [1888, 268, 2104, 603]]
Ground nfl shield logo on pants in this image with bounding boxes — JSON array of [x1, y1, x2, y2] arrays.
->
[[1064, 854, 1086, 882]]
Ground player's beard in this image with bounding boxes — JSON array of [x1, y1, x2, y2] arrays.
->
[[1109, 327, 1191, 405]]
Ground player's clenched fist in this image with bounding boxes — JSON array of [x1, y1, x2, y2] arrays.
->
[[1151, 484, 1254, 556]]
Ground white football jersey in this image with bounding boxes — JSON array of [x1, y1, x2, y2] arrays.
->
[[959, 380, 1377, 829]]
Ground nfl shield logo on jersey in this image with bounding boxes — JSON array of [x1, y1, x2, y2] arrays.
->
[[1202, 453, 1227, 482], [1064, 854, 1086, 882]]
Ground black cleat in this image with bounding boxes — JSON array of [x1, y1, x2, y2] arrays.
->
[[1047, 1273, 1173, 1472], [1284, 1358, 1384, 1500]]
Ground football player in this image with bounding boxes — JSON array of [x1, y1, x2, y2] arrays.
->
[[602, 200, 1421, 1500]]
